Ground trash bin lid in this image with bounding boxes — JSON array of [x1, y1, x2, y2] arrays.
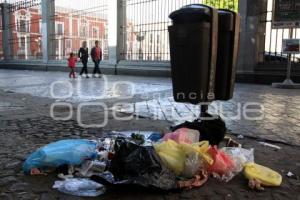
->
[[169, 4, 211, 24], [218, 10, 235, 31]]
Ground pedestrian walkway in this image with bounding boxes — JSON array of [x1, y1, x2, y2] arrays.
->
[[0, 69, 171, 102], [0, 69, 300, 145], [115, 84, 300, 146]]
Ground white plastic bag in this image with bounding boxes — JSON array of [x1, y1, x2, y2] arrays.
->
[[221, 147, 254, 173], [76, 160, 106, 177], [53, 178, 105, 197]]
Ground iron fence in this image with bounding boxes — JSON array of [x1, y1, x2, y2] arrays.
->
[[261, 0, 300, 63], [0, 6, 3, 60], [52, 0, 109, 60], [1, 0, 239, 62], [121, 0, 238, 61]]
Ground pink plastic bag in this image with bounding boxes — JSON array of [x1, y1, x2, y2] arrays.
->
[[162, 128, 200, 144], [207, 146, 235, 176]]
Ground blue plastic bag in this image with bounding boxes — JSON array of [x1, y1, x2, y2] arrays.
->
[[23, 139, 98, 174], [147, 133, 163, 142]]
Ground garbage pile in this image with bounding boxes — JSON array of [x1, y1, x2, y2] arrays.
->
[[23, 126, 282, 197]]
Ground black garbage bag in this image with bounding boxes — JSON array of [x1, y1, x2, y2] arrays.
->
[[171, 113, 226, 145], [103, 137, 177, 190], [91, 171, 131, 185]]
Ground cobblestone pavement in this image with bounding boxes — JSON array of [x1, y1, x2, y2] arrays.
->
[[1, 69, 300, 145], [0, 115, 299, 200], [0, 116, 171, 200], [0, 69, 300, 199]]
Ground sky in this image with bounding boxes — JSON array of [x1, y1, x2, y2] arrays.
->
[[55, 0, 107, 10], [3, 0, 108, 11]]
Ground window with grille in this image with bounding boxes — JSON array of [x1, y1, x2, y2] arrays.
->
[[19, 37, 26, 51], [18, 19, 29, 32], [80, 20, 88, 37], [55, 23, 63, 35]]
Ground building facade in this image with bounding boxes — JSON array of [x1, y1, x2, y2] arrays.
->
[[1, 6, 109, 60], [1, 0, 299, 83]]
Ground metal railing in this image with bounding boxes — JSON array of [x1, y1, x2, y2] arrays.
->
[[51, 0, 109, 60], [121, 0, 238, 61], [0, 6, 3, 60], [261, 0, 300, 64], [1, 0, 238, 62]]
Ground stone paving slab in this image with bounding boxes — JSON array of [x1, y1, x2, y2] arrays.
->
[[113, 84, 300, 146], [1, 69, 300, 146], [0, 69, 172, 102]]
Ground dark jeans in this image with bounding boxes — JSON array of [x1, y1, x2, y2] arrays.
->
[[69, 68, 75, 78], [93, 60, 102, 75], [80, 61, 88, 75]]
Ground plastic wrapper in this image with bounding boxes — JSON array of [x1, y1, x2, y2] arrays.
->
[[147, 133, 163, 142], [91, 171, 131, 186], [221, 147, 254, 173], [97, 137, 115, 151], [171, 114, 226, 145], [53, 178, 105, 197], [181, 153, 202, 178], [162, 128, 200, 144], [76, 160, 106, 177], [23, 139, 98, 174], [177, 170, 208, 189], [108, 138, 177, 190], [207, 146, 236, 182]]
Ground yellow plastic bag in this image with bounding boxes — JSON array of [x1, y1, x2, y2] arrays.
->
[[192, 141, 210, 153], [244, 163, 282, 187], [181, 142, 213, 165], [154, 140, 185, 175], [154, 140, 213, 175]]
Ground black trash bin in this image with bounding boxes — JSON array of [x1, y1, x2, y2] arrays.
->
[[215, 9, 240, 100], [168, 4, 218, 105]]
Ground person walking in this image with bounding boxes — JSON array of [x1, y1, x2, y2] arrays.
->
[[91, 40, 102, 78], [68, 52, 77, 79], [78, 41, 89, 78]]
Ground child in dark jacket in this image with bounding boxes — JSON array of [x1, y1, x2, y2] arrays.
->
[[68, 53, 77, 79]]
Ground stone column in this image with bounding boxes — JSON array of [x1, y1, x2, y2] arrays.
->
[[1, 3, 12, 60], [237, 0, 268, 73], [41, 0, 55, 63], [108, 0, 126, 65]]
